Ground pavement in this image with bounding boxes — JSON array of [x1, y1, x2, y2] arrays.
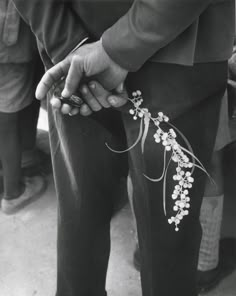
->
[[0, 107, 235, 296]]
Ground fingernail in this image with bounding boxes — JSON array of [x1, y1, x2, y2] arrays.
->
[[108, 96, 117, 106]]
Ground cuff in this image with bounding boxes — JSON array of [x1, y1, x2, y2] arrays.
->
[[102, 33, 140, 72], [102, 25, 148, 72]]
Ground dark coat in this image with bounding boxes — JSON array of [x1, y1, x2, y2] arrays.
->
[[13, 0, 234, 70]]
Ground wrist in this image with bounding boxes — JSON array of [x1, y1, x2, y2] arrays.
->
[[100, 37, 128, 73]]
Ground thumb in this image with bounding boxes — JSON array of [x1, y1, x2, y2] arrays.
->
[[107, 86, 128, 108], [107, 95, 127, 108], [108, 82, 128, 107]]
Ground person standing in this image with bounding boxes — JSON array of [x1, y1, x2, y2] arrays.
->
[[13, 0, 235, 296], [0, 0, 46, 214]]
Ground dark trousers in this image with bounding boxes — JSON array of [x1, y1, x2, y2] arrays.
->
[[48, 61, 227, 296]]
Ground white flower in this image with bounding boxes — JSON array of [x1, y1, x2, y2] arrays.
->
[[109, 90, 209, 232]]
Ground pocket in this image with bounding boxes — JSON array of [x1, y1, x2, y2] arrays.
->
[[2, 0, 20, 46]]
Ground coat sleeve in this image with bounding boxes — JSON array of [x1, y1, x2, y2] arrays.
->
[[102, 0, 214, 71], [12, 0, 88, 63]]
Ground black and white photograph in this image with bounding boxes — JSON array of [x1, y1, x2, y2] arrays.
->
[[0, 0, 236, 295]]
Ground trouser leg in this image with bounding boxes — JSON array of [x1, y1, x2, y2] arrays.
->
[[122, 61, 227, 296], [48, 104, 128, 296], [19, 54, 45, 151], [19, 99, 40, 151], [0, 111, 23, 199], [124, 112, 213, 296]]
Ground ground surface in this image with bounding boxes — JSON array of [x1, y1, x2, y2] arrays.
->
[[0, 108, 235, 296]]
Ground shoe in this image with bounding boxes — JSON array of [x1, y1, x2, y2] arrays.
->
[[1, 175, 47, 215], [197, 238, 236, 294]]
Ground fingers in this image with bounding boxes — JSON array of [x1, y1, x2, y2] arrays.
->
[[36, 59, 70, 100], [61, 104, 72, 115], [62, 56, 84, 98], [88, 82, 111, 108], [108, 83, 128, 108], [69, 108, 80, 116], [108, 82, 128, 107], [50, 79, 128, 117], [80, 85, 102, 112], [50, 97, 81, 116], [50, 97, 62, 109], [50, 97, 72, 114], [80, 104, 93, 116], [50, 96, 93, 117], [107, 95, 128, 108], [85, 80, 128, 108]]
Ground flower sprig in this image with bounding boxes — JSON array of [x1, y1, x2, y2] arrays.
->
[[107, 90, 208, 231]]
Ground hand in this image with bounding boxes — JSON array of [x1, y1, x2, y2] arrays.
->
[[36, 40, 128, 100], [50, 81, 128, 116]]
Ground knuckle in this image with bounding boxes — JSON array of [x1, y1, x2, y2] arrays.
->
[[71, 55, 77, 63], [71, 54, 82, 65]]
